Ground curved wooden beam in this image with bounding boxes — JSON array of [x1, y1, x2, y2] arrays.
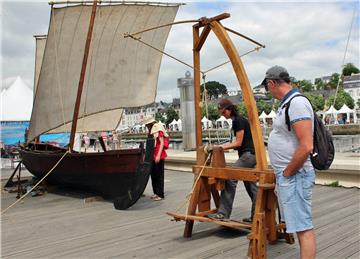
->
[[209, 20, 267, 171]]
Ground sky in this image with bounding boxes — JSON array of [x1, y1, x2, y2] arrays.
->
[[1, 0, 359, 102]]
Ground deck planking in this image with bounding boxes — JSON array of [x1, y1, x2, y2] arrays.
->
[[1, 170, 359, 258]]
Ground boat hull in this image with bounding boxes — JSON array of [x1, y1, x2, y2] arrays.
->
[[20, 139, 154, 209]]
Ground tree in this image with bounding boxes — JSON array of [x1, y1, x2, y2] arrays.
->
[[201, 103, 219, 121], [165, 107, 179, 126], [296, 80, 313, 92], [155, 112, 165, 123], [236, 103, 247, 117], [200, 81, 228, 100], [326, 73, 342, 90], [357, 99, 360, 108], [303, 93, 325, 112], [326, 88, 355, 110], [342, 63, 359, 76], [314, 78, 325, 91], [256, 100, 272, 115]]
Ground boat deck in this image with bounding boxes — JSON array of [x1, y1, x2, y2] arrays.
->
[[1, 170, 359, 258]]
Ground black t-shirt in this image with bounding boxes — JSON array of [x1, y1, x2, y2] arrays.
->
[[231, 114, 255, 156]]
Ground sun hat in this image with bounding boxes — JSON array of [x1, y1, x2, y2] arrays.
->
[[261, 65, 290, 86], [143, 115, 156, 125]]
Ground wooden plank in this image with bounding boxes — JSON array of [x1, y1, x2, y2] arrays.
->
[[1, 171, 359, 259], [193, 165, 275, 182], [209, 20, 267, 171], [194, 25, 211, 51], [167, 211, 252, 229]]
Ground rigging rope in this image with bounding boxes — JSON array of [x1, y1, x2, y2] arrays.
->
[[332, 6, 357, 109], [1, 151, 70, 215], [174, 150, 212, 217]]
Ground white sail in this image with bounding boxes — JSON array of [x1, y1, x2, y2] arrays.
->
[[34, 35, 47, 94], [28, 3, 179, 142]]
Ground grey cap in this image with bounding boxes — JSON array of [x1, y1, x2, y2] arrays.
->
[[261, 65, 290, 86]]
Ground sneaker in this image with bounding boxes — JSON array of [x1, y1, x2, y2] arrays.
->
[[242, 217, 252, 223], [153, 196, 163, 201], [150, 194, 158, 199], [207, 213, 227, 221]]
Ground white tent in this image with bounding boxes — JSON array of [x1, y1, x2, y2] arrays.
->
[[169, 119, 179, 131], [176, 119, 182, 131], [337, 104, 356, 123], [259, 111, 267, 123], [325, 105, 338, 114], [1, 77, 33, 121], [267, 110, 277, 119], [216, 116, 231, 129], [201, 116, 213, 129]]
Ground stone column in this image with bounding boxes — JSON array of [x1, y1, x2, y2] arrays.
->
[[177, 71, 196, 150]]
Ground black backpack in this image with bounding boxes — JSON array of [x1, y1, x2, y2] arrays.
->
[[283, 94, 335, 170]]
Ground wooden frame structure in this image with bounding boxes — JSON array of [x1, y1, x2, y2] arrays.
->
[[167, 13, 291, 258]]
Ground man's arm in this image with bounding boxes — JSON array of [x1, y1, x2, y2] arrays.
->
[[283, 120, 313, 176]]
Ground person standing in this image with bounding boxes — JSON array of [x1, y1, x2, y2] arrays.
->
[[143, 115, 168, 201], [208, 99, 257, 222], [262, 65, 316, 259]]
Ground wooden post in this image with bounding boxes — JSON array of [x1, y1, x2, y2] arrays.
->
[[69, 0, 98, 151], [167, 14, 282, 259], [209, 20, 267, 171]]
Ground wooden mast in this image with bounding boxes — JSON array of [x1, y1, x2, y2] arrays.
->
[[68, 0, 98, 151]]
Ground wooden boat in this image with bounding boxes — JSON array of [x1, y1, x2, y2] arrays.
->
[[20, 1, 180, 209]]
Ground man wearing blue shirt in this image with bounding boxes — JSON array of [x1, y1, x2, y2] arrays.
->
[[262, 66, 316, 259]]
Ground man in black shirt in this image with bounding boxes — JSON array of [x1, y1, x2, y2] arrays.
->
[[208, 99, 257, 222]]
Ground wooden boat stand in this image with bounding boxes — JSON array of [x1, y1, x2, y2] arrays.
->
[[167, 13, 294, 258]]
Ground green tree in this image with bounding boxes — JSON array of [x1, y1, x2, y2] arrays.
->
[[303, 93, 325, 112], [201, 103, 219, 121], [155, 112, 165, 123], [342, 63, 359, 76], [326, 73, 342, 90], [200, 81, 228, 100], [256, 100, 272, 115], [165, 107, 179, 126], [357, 99, 360, 108], [326, 88, 355, 110], [236, 103, 247, 117], [314, 78, 325, 91], [296, 80, 313, 92]]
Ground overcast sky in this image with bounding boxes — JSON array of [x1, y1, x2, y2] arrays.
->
[[1, 0, 359, 102]]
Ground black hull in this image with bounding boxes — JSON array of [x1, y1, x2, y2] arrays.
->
[[20, 138, 154, 210]]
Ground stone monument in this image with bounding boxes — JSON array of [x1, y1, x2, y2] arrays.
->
[[177, 71, 196, 150]]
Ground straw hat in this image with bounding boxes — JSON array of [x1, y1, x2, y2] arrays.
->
[[143, 115, 156, 125]]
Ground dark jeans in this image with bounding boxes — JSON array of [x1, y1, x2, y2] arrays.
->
[[218, 152, 257, 218], [151, 160, 165, 198]]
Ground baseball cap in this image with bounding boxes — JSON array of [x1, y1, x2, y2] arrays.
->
[[261, 65, 290, 87]]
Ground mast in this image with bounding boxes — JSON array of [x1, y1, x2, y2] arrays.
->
[[68, 0, 98, 151]]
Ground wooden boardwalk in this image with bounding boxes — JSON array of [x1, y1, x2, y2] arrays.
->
[[1, 170, 359, 258]]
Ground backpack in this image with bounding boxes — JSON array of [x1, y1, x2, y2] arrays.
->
[[283, 94, 335, 170]]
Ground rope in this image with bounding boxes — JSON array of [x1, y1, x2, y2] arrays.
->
[[203, 46, 262, 74], [1, 151, 70, 215], [201, 74, 212, 143], [174, 151, 212, 220], [125, 20, 200, 37], [125, 34, 196, 71], [332, 6, 357, 108]]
